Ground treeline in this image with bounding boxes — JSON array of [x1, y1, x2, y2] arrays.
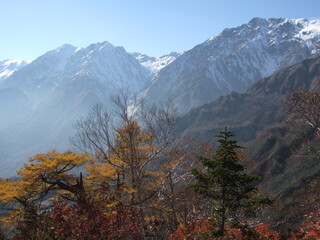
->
[[0, 87, 319, 239]]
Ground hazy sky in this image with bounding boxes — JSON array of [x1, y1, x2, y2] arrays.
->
[[1, 0, 319, 60]]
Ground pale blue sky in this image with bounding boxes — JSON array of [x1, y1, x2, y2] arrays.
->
[[0, 0, 319, 60]]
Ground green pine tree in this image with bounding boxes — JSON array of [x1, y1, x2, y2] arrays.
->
[[189, 127, 271, 237]]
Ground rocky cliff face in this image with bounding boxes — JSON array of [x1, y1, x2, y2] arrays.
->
[[140, 18, 320, 114]]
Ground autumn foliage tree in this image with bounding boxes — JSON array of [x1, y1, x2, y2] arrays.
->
[[286, 79, 320, 134], [0, 150, 144, 239], [285, 79, 320, 162], [0, 150, 92, 238], [84, 121, 165, 230], [71, 92, 176, 233]]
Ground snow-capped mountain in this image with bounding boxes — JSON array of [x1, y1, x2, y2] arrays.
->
[[2, 44, 78, 104], [1, 17, 320, 177], [0, 59, 32, 84], [66, 42, 149, 93], [0, 41, 150, 176], [139, 18, 320, 114], [132, 52, 182, 76]]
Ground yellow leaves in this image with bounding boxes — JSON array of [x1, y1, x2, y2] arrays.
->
[[106, 201, 117, 208], [85, 161, 119, 183], [0, 209, 22, 228], [0, 121, 165, 228], [144, 171, 165, 190], [120, 184, 136, 194], [0, 179, 19, 203], [114, 121, 155, 158], [83, 121, 165, 209], [17, 150, 90, 181], [0, 179, 43, 229], [0, 150, 93, 226], [0, 178, 40, 204]]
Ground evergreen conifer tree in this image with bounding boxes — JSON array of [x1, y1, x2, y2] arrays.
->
[[189, 127, 271, 236]]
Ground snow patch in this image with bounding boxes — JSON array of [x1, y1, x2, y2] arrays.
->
[[296, 19, 320, 40], [0, 59, 32, 83], [133, 52, 182, 75]]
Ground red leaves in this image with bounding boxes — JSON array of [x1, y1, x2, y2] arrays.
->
[[167, 218, 211, 240], [251, 224, 280, 240], [290, 209, 320, 240], [47, 202, 140, 240], [12, 199, 141, 240], [168, 219, 280, 240]]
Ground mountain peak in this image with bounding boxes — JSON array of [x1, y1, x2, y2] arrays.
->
[[55, 43, 77, 54], [248, 17, 269, 25], [85, 41, 116, 52], [141, 17, 320, 114]]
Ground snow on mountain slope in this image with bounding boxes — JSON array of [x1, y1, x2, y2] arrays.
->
[[132, 52, 182, 76], [0, 41, 151, 177], [1, 18, 320, 176], [2, 44, 78, 104], [0, 59, 32, 84], [295, 19, 320, 45], [66, 42, 150, 93], [139, 18, 320, 114]]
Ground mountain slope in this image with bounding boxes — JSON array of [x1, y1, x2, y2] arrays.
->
[[0, 59, 32, 84], [132, 52, 181, 76], [1, 18, 320, 177], [175, 56, 320, 204], [175, 56, 320, 231], [141, 18, 320, 114], [0, 42, 150, 177], [176, 56, 320, 142]]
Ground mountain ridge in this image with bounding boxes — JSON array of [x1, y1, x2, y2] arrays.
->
[[1, 17, 320, 177], [176, 56, 320, 142], [0, 41, 151, 176], [138, 17, 320, 113]]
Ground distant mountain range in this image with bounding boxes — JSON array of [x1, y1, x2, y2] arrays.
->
[[0, 17, 320, 177], [140, 18, 320, 113], [0, 42, 150, 175]]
